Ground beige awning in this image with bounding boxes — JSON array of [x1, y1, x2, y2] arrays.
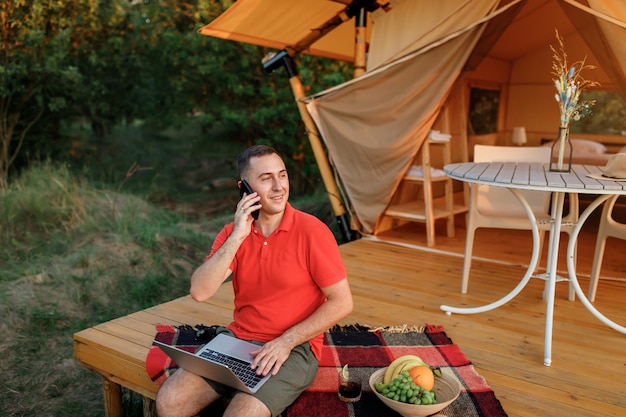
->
[[198, 0, 376, 62]]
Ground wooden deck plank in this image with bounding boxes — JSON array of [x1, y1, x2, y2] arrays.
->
[[478, 369, 625, 417], [74, 328, 159, 398]]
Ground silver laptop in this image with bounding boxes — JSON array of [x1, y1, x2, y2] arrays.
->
[[153, 333, 271, 394]]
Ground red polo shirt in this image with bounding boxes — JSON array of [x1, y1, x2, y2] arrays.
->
[[207, 203, 347, 360]]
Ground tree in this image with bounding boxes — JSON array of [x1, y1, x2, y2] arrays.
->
[[131, 0, 353, 194], [0, 0, 353, 195], [0, 0, 89, 189], [574, 91, 626, 135]]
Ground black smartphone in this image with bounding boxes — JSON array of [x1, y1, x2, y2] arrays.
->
[[239, 179, 260, 220]]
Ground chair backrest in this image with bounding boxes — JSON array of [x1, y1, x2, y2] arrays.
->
[[473, 145, 551, 217]]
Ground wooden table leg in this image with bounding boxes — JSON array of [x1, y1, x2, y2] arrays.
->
[[102, 378, 123, 417]]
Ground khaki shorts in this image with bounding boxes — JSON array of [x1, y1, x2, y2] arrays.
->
[[205, 327, 319, 417]]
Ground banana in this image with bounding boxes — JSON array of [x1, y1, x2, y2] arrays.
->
[[391, 359, 423, 381], [383, 358, 404, 384], [383, 355, 428, 384], [394, 354, 427, 367], [399, 359, 428, 373]]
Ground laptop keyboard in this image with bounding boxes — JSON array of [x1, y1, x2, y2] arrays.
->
[[199, 349, 264, 388]]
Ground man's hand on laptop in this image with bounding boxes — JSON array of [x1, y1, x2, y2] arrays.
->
[[250, 338, 292, 376]]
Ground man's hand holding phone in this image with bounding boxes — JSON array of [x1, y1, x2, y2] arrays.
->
[[239, 179, 261, 220]]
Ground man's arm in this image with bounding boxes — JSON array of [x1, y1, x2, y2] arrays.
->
[[189, 234, 241, 302], [250, 278, 354, 376], [190, 192, 259, 301]]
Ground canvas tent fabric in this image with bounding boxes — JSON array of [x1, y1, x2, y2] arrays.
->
[[305, 0, 626, 234], [365, 0, 501, 70], [305, 0, 511, 232], [199, 0, 626, 236], [198, 0, 375, 62]]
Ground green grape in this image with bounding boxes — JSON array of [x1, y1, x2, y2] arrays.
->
[[385, 391, 395, 399]]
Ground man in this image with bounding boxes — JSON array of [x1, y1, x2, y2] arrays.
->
[[156, 145, 353, 417]]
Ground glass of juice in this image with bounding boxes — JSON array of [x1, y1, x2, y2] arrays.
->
[[338, 365, 362, 402]]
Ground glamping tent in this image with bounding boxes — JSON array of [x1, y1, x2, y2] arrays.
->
[[200, 0, 626, 237]]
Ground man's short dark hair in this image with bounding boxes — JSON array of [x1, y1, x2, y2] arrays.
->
[[237, 145, 280, 179]]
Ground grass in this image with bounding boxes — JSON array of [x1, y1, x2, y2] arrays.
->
[[0, 162, 220, 416], [0, 123, 336, 416]]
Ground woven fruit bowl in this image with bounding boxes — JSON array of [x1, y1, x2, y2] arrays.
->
[[368, 367, 460, 417]]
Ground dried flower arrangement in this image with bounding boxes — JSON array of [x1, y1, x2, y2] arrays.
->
[[549, 29, 599, 171], [550, 29, 599, 128]]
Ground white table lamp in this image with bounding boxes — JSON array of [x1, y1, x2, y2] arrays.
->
[[512, 127, 527, 146]]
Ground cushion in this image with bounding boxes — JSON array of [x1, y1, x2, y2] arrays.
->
[[543, 138, 607, 155], [570, 139, 607, 154]]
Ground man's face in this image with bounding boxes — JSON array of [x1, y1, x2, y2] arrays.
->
[[246, 153, 289, 216]]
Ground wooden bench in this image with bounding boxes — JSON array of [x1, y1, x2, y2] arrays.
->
[[73, 282, 236, 417]]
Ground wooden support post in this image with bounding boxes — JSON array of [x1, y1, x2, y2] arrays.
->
[[102, 378, 123, 417], [263, 50, 357, 242], [354, 7, 367, 77], [260, 2, 394, 240], [288, 73, 357, 242]]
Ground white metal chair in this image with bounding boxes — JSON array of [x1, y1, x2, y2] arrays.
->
[[461, 145, 578, 299], [588, 195, 626, 302]]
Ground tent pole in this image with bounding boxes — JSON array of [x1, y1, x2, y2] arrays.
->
[[263, 50, 358, 242], [288, 0, 390, 61], [258, 2, 393, 241], [353, 7, 367, 77]]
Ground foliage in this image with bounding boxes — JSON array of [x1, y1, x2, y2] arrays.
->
[[0, 0, 353, 196], [0, 162, 219, 416], [572, 91, 626, 135], [70, 119, 246, 209], [0, 0, 88, 189]]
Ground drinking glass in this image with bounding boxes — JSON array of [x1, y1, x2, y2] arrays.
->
[[338, 366, 362, 402]]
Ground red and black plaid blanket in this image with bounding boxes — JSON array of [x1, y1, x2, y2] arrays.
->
[[146, 324, 508, 417]]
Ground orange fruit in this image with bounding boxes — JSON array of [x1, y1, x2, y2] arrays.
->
[[408, 365, 434, 390]]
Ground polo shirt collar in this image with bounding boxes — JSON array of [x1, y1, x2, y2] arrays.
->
[[276, 202, 295, 233]]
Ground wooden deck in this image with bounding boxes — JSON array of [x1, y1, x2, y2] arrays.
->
[[347, 233, 625, 417], [74, 218, 626, 417]]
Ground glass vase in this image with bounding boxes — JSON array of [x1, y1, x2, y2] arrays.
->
[[549, 126, 572, 172]]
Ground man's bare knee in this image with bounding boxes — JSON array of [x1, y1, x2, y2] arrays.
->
[[224, 392, 271, 417], [155, 369, 220, 417]]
